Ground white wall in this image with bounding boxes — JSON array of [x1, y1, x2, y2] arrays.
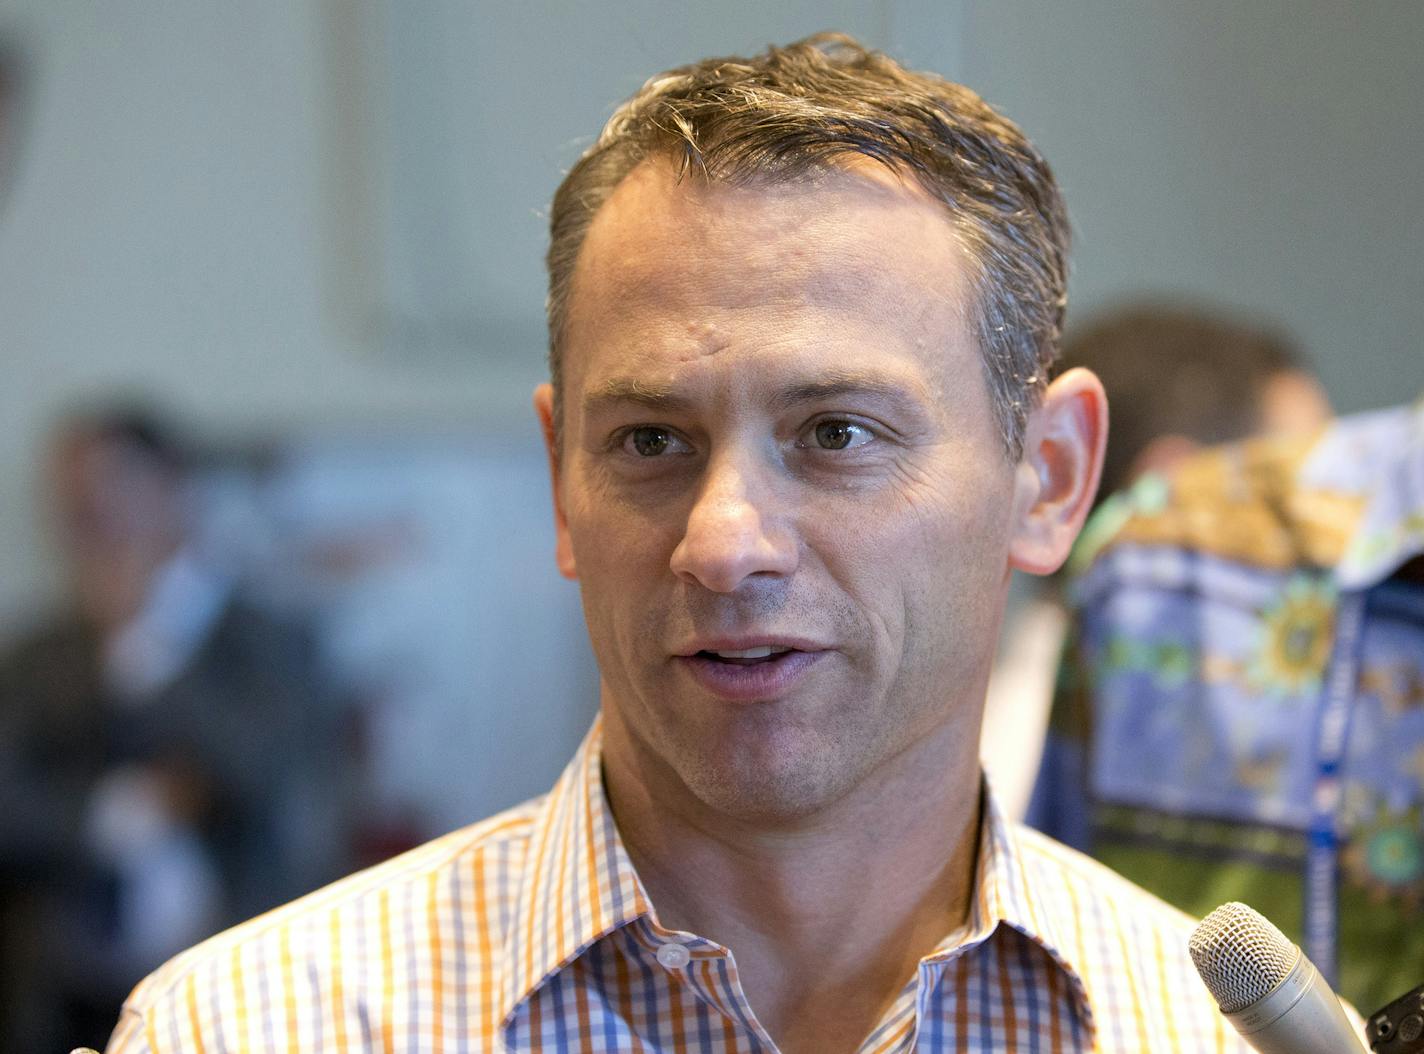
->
[[959, 0, 1424, 409], [0, 1, 538, 625]]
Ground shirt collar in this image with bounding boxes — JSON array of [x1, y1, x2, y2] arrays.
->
[[498, 718, 1092, 1034], [500, 715, 651, 1021], [927, 780, 1096, 1037]]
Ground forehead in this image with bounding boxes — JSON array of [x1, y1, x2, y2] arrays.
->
[[561, 159, 979, 407]]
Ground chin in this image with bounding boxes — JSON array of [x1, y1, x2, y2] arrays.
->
[[673, 732, 864, 825]]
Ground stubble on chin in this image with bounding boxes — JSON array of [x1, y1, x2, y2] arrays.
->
[[603, 667, 922, 832]]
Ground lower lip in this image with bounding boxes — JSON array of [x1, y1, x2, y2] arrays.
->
[[675, 650, 827, 702]]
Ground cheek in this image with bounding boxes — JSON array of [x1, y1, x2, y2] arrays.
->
[[567, 492, 678, 580], [891, 453, 1016, 568], [882, 467, 1016, 642], [563, 485, 682, 646], [803, 488, 990, 656]]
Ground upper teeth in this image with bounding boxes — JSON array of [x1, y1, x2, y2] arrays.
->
[[712, 646, 789, 659]]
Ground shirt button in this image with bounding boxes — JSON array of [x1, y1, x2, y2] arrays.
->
[[656, 942, 691, 969]]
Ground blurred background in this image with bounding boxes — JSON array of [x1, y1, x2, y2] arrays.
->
[[0, 0, 1420, 1046]]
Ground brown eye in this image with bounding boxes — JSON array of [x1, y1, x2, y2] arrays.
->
[[815, 422, 853, 449], [628, 426, 672, 456], [811, 420, 871, 450]]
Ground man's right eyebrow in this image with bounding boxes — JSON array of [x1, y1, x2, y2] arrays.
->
[[582, 379, 695, 416]]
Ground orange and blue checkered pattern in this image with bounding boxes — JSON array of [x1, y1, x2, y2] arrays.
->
[[108, 718, 1251, 1052]]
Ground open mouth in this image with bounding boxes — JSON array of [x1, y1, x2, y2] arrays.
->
[[697, 645, 795, 666], [678, 644, 824, 700]]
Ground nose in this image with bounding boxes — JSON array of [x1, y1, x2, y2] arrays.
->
[[669, 453, 798, 593]]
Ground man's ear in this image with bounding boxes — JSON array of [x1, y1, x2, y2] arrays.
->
[[533, 383, 578, 580], [1007, 367, 1108, 575]]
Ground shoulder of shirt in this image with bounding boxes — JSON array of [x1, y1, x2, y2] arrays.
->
[[1078, 422, 1364, 575], [1010, 822, 1324, 1052], [1022, 810, 1374, 1046], [1012, 820, 1199, 936], [120, 792, 546, 1013]]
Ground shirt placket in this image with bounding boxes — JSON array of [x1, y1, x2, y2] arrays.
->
[[845, 966, 924, 1054], [627, 916, 776, 1052]]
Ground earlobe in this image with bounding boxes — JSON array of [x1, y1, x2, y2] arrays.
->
[[533, 384, 579, 580], [1007, 367, 1108, 576]]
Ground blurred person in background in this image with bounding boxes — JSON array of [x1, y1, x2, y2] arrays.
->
[[1028, 370, 1424, 1013], [983, 303, 1331, 818], [0, 406, 353, 1051]]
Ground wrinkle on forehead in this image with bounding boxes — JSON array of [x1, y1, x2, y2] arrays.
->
[[566, 157, 972, 345]]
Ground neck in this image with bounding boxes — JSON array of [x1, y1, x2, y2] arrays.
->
[[603, 715, 983, 1053]]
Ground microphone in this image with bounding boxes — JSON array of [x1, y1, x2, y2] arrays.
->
[[1189, 902, 1364, 1053]]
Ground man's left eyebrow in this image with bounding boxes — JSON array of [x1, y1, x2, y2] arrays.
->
[[770, 374, 928, 413]]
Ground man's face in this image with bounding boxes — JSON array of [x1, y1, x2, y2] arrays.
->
[[540, 159, 1030, 823]]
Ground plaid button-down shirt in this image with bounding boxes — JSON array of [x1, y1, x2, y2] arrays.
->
[[108, 717, 1251, 1052]]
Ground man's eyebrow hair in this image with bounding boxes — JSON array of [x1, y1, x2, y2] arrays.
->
[[584, 370, 930, 417], [583, 378, 695, 415], [769, 372, 930, 412]]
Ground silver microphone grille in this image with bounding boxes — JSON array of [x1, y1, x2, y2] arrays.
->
[[1188, 902, 1299, 1014]]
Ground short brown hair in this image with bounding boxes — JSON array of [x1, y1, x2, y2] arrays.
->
[[546, 33, 1069, 458]]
